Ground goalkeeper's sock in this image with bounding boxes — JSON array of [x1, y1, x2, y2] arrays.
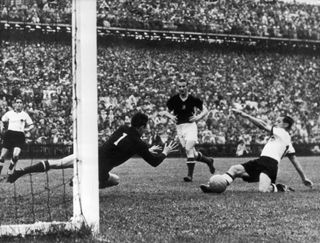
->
[[22, 160, 50, 174]]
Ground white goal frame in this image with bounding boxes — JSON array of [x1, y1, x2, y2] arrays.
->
[[0, 0, 99, 237]]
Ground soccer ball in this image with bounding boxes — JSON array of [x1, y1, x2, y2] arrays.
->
[[208, 175, 228, 193]]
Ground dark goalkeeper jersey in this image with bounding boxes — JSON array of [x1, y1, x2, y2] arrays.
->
[[167, 94, 203, 124], [99, 125, 166, 174]]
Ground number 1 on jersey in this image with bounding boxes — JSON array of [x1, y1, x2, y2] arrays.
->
[[114, 133, 128, 146]]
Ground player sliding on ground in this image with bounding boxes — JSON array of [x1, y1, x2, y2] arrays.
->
[[200, 109, 313, 193], [7, 112, 178, 188]]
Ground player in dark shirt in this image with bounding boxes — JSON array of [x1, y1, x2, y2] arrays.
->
[[7, 113, 178, 188], [164, 78, 215, 182]]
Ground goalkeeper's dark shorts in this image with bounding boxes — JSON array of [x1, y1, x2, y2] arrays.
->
[[2, 130, 25, 149], [241, 156, 278, 184]]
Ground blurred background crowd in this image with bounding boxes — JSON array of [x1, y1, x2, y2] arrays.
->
[[1, 40, 319, 148], [0, 0, 320, 40]]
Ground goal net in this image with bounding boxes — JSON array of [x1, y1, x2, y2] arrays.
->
[[0, 0, 99, 238]]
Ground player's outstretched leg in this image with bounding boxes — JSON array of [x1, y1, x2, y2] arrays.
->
[[196, 151, 215, 174], [200, 172, 234, 193], [7, 160, 50, 183]]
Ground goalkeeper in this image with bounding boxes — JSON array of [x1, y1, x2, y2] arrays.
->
[[7, 112, 178, 188]]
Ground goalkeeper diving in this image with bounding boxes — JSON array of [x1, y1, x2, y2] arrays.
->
[[7, 112, 178, 188]]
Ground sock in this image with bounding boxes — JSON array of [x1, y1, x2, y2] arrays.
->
[[23, 160, 50, 174], [8, 157, 18, 171], [196, 152, 212, 164], [222, 172, 234, 185], [0, 159, 4, 174], [186, 158, 195, 177], [271, 183, 278, 192]]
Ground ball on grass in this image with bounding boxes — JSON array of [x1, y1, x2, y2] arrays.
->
[[209, 174, 227, 193]]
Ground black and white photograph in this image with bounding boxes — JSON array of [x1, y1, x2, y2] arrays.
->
[[0, 0, 319, 242]]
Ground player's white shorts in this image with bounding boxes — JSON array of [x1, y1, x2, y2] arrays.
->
[[176, 122, 198, 148]]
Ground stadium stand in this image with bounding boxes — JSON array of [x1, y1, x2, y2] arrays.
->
[[0, 39, 319, 150], [0, 0, 319, 157], [0, 0, 319, 40]]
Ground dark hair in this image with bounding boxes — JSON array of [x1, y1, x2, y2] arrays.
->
[[283, 115, 294, 130], [131, 112, 148, 128]]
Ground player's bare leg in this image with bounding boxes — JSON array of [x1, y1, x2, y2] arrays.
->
[[49, 154, 75, 169], [258, 173, 274, 192], [259, 173, 294, 192], [201, 164, 244, 193]]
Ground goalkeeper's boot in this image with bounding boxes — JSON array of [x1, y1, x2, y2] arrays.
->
[[200, 184, 213, 193], [276, 183, 295, 192], [7, 170, 24, 183]]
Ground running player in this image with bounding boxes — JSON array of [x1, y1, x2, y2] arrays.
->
[[164, 78, 215, 182], [0, 98, 34, 175]]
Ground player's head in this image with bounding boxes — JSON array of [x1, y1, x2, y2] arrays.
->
[[176, 79, 188, 96], [276, 115, 294, 130], [14, 98, 23, 111], [131, 112, 149, 135]]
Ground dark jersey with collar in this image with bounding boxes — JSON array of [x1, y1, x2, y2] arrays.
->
[[166, 94, 203, 125], [99, 125, 166, 174]]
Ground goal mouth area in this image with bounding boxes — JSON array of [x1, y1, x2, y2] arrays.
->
[[0, 219, 90, 238]]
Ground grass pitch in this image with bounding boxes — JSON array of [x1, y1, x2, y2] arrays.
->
[[0, 156, 319, 242]]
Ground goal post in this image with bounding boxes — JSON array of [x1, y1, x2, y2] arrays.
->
[[0, 0, 99, 238], [71, 0, 100, 234]]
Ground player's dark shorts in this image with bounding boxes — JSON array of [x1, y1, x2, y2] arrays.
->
[[2, 130, 26, 149], [242, 156, 278, 183]]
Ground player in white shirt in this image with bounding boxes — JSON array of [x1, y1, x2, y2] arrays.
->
[[0, 98, 34, 175], [201, 109, 313, 193]]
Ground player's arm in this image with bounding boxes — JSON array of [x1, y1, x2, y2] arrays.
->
[[24, 123, 34, 133], [287, 154, 313, 188], [190, 105, 208, 122], [162, 109, 177, 122], [24, 114, 34, 132], [232, 109, 272, 132]]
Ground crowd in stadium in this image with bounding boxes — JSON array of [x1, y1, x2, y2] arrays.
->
[[0, 0, 320, 40], [1, 40, 319, 148]]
